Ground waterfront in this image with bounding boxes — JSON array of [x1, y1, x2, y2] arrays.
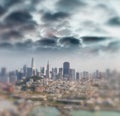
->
[[0, 58, 120, 116], [29, 106, 120, 116], [72, 110, 120, 116], [29, 106, 60, 116]]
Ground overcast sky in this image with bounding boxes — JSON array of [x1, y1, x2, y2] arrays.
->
[[0, 0, 120, 71]]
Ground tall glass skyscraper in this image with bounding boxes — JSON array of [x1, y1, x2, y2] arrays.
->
[[63, 62, 70, 79], [31, 57, 35, 69], [46, 61, 50, 78]]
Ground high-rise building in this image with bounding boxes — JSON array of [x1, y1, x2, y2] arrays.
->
[[33, 69, 37, 76], [76, 72, 80, 80], [51, 68, 57, 80], [58, 68, 63, 79], [40, 67, 45, 76], [30, 57, 36, 77], [16, 70, 24, 80], [27, 68, 33, 77], [106, 69, 111, 79], [0, 67, 9, 83], [63, 62, 70, 79], [31, 57, 35, 69], [82, 71, 89, 80], [46, 61, 50, 78], [36, 70, 41, 77], [69, 69, 75, 80], [23, 65, 27, 77], [1, 67, 7, 76], [94, 70, 102, 79], [9, 71, 17, 83]]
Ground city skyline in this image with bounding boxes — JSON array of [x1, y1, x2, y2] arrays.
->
[[0, 0, 120, 72], [0, 56, 119, 72], [0, 57, 119, 84]]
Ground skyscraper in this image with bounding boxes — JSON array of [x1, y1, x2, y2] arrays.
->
[[76, 72, 80, 80], [27, 68, 33, 77], [51, 68, 57, 80], [9, 71, 17, 83], [0, 67, 9, 83], [31, 57, 35, 69], [69, 69, 75, 81], [31, 57, 36, 76], [1, 67, 7, 76], [63, 62, 70, 79], [46, 61, 50, 78], [58, 68, 63, 79], [23, 65, 27, 77], [40, 67, 45, 77], [82, 71, 89, 80]]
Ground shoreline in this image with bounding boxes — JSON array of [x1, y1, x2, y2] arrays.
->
[[27, 99, 120, 116], [28, 103, 120, 116]]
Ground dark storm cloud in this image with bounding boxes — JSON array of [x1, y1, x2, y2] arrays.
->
[[15, 39, 33, 49], [0, 5, 6, 16], [6, 11, 32, 24], [57, 0, 86, 12], [0, 40, 33, 50], [20, 22, 37, 32], [36, 38, 57, 46], [0, 42, 13, 49], [59, 37, 81, 47], [107, 17, 120, 26], [3, 0, 21, 8], [31, 0, 43, 5], [0, 8, 37, 43], [0, 30, 23, 41], [0, 0, 119, 56], [42, 12, 69, 22], [81, 36, 108, 43], [0, 37, 119, 55], [13, 37, 81, 50], [3, 10, 37, 35]]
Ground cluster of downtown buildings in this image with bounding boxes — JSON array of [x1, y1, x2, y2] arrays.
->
[[0, 58, 117, 84]]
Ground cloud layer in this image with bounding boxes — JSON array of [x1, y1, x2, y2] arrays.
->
[[0, 0, 120, 55]]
